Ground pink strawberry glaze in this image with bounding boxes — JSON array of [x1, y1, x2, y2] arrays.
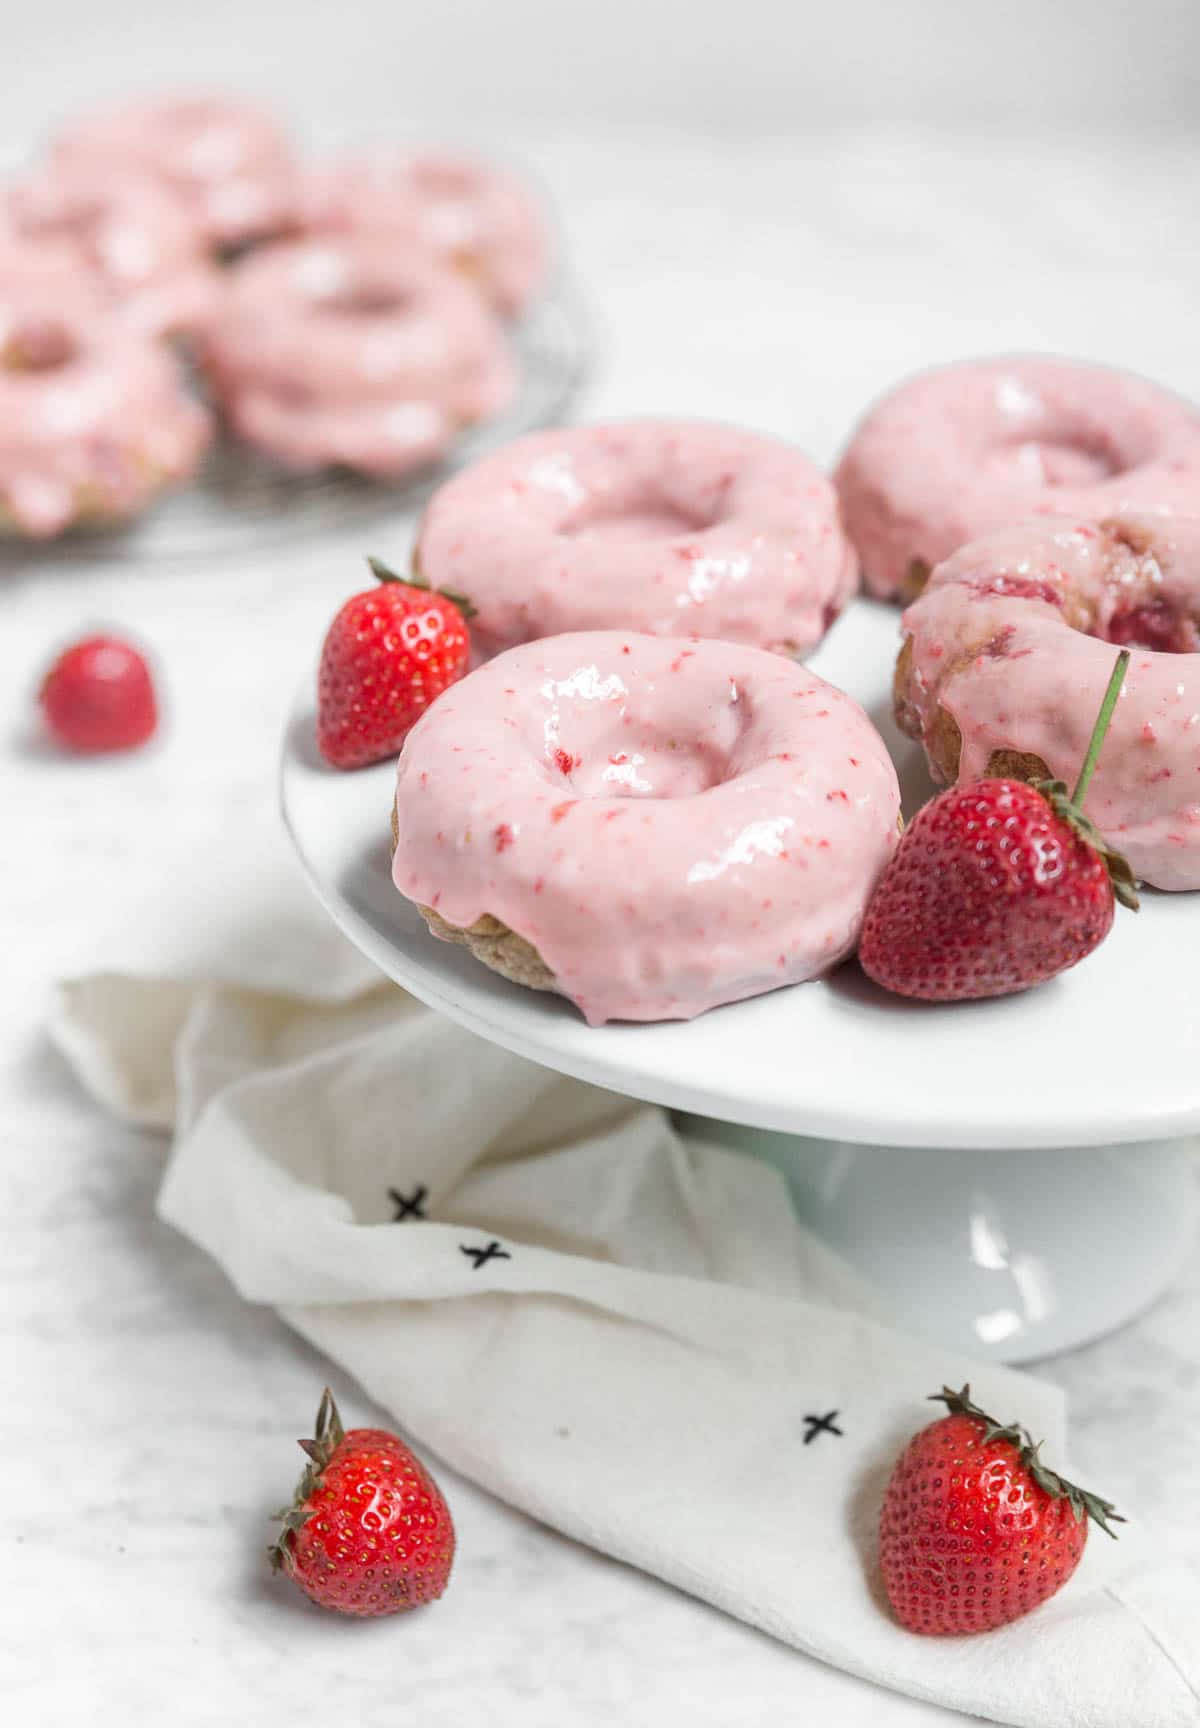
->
[[391, 630, 900, 1024], [900, 515, 1200, 889], [0, 249, 210, 537], [298, 151, 549, 316], [415, 420, 859, 661], [836, 358, 1200, 599], [1, 165, 220, 337], [200, 239, 515, 476], [53, 95, 296, 250]]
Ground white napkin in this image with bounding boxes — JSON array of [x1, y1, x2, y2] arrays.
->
[[51, 811, 1200, 1728]]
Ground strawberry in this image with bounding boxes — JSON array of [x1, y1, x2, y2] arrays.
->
[[880, 1384, 1122, 1636], [271, 1388, 455, 1617], [860, 649, 1138, 1000], [317, 556, 472, 770], [39, 633, 158, 754]]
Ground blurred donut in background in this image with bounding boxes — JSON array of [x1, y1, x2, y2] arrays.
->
[[53, 94, 299, 253], [298, 151, 550, 315], [197, 237, 515, 476]]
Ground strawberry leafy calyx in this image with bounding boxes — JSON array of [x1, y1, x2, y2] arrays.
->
[[930, 1384, 1125, 1539], [1033, 779, 1140, 911], [366, 554, 477, 621], [269, 1386, 348, 1573]]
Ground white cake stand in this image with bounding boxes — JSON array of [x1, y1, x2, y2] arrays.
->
[[281, 601, 1200, 1363]]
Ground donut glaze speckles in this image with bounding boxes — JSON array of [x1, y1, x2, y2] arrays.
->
[[415, 420, 859, 660], [896, 516, 1200, 889], [0, 249, 210, 538], [199, 239, 515, 476], [391, 631, 900, 1024], [53, 95, 297, 251], [836, 358, 1200, 599]]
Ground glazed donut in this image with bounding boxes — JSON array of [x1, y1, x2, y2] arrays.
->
[[199, 239, 515, 476], [836, 358, 1200, 601], [415, 420, 859, 660], [390, 630, 901, 1024], [53, 95, 296, 251], [895, 515, 1200, 890], [300, 152, 548, 315], [0, 165, 219, 337], [0, 250, 210, 538]]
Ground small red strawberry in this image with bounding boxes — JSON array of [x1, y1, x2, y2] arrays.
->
[[271, 1388, 455, 1617], [39, 633, 158, 754], [317, 556, 473, 770], [860, 649, 1138, 1000], [880, 1384, 1122, 1636]]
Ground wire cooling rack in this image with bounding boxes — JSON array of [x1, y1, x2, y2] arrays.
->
[[3, 288, 589, 568]]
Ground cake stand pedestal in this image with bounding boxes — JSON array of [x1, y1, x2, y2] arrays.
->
[[676, 1118, 1196, 1361]]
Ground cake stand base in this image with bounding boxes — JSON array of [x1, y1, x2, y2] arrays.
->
[[677, 1120, 1198, 1363]]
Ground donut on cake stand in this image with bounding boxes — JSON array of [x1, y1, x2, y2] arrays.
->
[[282, 597, 1199, 1363]]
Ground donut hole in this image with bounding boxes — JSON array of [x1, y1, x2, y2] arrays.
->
[[320, 285, 415, 318], [554, 728, 735, 799], [1105, 600, 1198, 654], [534, 668, 746, 800], [985, 426, 1125, 488], [1026, 435, 1122, 486], [1, 320, 78, 372], [558, 485, 715, 545], [980, 395, 1154, 488]]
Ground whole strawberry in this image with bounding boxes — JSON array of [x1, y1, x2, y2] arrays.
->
[[880, 1385, 1122, 1636], [861, 649, 1137, 1000], [39, 633, 158, 754], [317, 556, 472, 770], [271, 1388, 455, 1616]]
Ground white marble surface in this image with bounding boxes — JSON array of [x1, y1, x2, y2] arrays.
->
[[5, 129, 1200, 1724]]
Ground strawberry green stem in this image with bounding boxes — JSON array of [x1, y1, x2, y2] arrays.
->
[[1071, 650, 1130, 808]]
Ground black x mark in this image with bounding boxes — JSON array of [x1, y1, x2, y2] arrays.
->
[[460, 1240, 512, 1271], [803, 1410, 844, 1444], [388, 1184, 429, 1222]]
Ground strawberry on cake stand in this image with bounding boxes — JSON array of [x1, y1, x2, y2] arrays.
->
[[281, 598, 1200, 1363]]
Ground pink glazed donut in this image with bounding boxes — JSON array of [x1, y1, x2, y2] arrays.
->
[[300, 152, 549, 315], [199, 239, 515, 476], [0, 165, 220, 337], [54, 96, 296, 251], [415, 420, 859, 660], [836, 358, 1200, 600], [894, 515, 1200, 889], [0, 250, 210, 538], [390, 630, 901, 1024]]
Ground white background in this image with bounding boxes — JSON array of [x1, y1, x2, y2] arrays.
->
[[5, 6, 1200, 1726], [5, 0, 1199, 139]]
